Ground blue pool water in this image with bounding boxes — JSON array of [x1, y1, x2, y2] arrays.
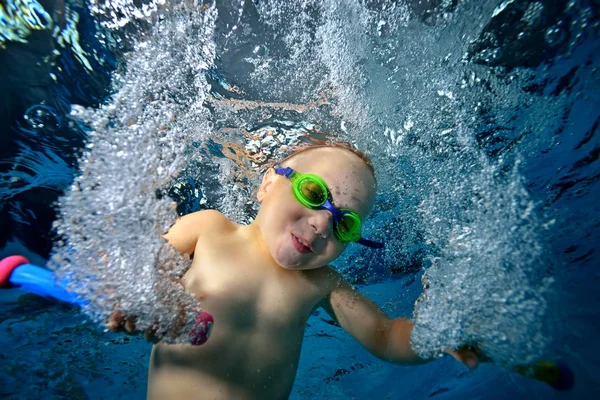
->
[[1, 0, 599, 398]]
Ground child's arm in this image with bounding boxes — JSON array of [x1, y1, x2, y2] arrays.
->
[[319, 269, 478, 367]]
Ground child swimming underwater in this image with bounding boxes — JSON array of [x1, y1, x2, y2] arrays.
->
[[109, 141, 479, 399]]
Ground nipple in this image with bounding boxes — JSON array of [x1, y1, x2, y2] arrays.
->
[[189, 311, 214, 345]]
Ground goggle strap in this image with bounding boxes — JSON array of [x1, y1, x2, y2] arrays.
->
[[275, 167, 295, 179], [357, 238, 385, 248]]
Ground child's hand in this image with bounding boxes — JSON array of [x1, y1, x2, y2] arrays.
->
[[447, 345, 482, 369], [107, 311, 161, 343]]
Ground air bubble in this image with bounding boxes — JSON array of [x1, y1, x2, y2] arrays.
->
[[544, 26, 565, 47], [23, 104, 62, 132]]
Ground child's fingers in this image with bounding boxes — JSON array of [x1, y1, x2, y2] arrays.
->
[[460, 344, 494, 363], [448, 346, 480, 369], [108, 311, 125, 331], [143, 327, 161, 344], [108, 311, 138, 334], [124, 316, 137, 334], [461, 348, 479, 369]]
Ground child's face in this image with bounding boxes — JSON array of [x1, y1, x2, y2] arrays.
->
[[257, 148, 376, 270]]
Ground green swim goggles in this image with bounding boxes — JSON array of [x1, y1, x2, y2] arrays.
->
[[275, 167, 384, 248]]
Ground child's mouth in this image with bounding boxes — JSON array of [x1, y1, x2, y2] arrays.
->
[[291, 234, 312, 254]]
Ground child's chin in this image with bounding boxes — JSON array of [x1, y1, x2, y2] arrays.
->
[[285, 265, 310, 271], [271, 246, 321, 270], [276, 260, 306, 270], [275, 257, 313, 271], [279, 260, 322, 271]]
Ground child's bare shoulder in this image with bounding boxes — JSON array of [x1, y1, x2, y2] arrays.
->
[[176, 210, 234, 231], [164, 210, 235, 254], [194, 209, 232, 225]]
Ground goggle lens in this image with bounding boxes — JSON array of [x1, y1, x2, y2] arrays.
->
[[335, 212, 362, 242], [298, 178, 327, 206]]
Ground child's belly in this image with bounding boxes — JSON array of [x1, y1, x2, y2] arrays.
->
[[147, 318, 305, 400]]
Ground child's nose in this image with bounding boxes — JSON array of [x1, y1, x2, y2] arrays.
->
[[309, 210, 333, 238]]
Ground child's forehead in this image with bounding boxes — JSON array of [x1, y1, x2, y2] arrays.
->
[[289, 148, 373, 179], [288, 147, 367, 169]]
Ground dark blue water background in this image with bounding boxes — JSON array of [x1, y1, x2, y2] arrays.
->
[[1, 0, 599, 398]]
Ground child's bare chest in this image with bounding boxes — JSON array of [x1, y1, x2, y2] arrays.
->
[[182, 239, 323, 333]]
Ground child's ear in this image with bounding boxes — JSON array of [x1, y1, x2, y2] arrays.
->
[[257, 168, 276, 202]]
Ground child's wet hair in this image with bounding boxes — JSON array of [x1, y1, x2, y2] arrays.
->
[[277, 139, 376, 181]]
